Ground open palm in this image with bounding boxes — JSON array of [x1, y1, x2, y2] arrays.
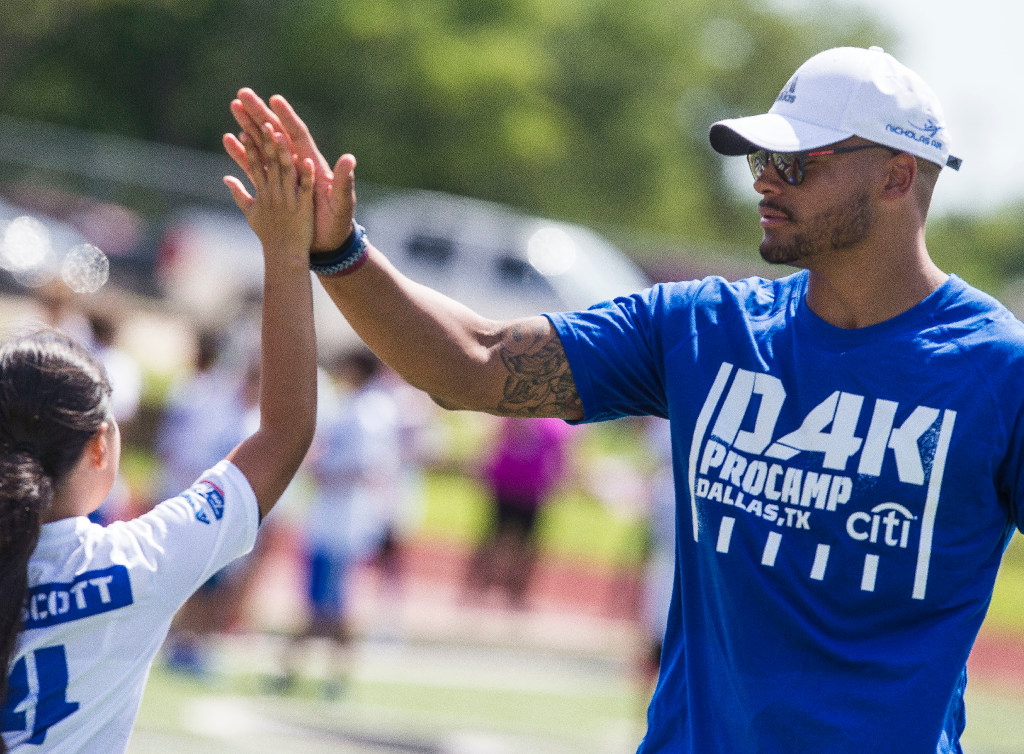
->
[[225, 88, 357, 252]]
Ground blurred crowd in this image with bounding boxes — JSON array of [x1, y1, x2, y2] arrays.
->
[[0, 280, 677, 702]]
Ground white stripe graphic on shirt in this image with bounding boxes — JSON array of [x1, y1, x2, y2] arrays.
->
[[762, 531, 782, 566], [913, 409, 956, 600], [689, 362, 733, 542], [810, 544, 830, 580], [716, 517, 735, 552], [862, 553, 880, 592]]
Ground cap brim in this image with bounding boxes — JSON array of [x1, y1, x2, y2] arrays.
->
[[709, 113, 852, 155]]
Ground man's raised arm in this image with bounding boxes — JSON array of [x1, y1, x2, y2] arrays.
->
[[224, 89, 583, 421]]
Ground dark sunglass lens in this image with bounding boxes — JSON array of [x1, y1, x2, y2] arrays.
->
[[772, 153, 801, 185], [748, 151, 769, 179]]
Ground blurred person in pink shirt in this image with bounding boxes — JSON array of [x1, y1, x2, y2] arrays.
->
[[465, 416, 574, 609]]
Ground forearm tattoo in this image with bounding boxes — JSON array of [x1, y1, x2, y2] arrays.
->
[[496, 320, 583, 418]]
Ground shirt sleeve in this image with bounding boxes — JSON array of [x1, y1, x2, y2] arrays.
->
[[101, 459, 260, 610], [545, 287, 671, 423]]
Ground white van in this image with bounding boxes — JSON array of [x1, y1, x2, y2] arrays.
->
[[155, 189, 650, 356], [359, 189, 650, 319]]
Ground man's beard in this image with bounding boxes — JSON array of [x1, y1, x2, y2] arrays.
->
[[759, 191, 873, 266]]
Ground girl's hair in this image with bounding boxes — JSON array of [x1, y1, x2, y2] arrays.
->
[[0, 328, 110, 736]]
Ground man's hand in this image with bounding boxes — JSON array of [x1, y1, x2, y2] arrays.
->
[[224, 88, 356, 252]]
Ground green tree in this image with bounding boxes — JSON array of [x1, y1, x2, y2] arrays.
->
[[928, 206, 1024, 296], [0, 0, 892, 249]]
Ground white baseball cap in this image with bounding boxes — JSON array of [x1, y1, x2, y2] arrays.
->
[[709, 46, 962, 170]]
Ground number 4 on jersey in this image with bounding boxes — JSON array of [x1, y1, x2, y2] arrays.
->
[[1, 646, 79, 745]]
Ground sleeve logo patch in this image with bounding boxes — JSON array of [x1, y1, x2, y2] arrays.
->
[[181, 480, 226, 524]]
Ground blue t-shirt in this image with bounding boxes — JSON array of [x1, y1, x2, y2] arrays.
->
[[546, 271, 1024, 754]]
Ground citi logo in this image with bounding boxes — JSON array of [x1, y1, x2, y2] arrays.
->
[[776, 77, 798, 104], [846, 502, 916, 548]]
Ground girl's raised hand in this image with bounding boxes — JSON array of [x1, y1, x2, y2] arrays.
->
[[223, 121, 315, 261]]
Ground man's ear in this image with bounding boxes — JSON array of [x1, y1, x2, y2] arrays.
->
[[882, 152, 917, 199]]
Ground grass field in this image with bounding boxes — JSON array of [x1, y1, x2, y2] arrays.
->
[[980, 537, 1024, 632], [129, 629, 1024, 754], [131, 635, 645, 754]]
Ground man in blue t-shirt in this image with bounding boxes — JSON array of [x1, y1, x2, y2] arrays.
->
[[225, 46, 1024, 753]]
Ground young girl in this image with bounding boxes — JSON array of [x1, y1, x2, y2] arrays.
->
[[0, 123, 318, 753]]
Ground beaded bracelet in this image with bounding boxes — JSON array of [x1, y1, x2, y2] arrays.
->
[[309, 222, 369, 277]]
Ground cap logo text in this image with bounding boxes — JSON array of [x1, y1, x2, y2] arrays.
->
[[776, 77, 798, 104], [885, 119, 944, 151]]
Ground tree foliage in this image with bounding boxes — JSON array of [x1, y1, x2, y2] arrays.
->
[[929, 205, 1024, 295], [0, 0, 901, 251]]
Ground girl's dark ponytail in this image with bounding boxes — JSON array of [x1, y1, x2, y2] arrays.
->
[[0, 329, 110, 751]]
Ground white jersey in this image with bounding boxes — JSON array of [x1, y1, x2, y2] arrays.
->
[[305, 383, 401, 559], [2, 460, 259, 753]]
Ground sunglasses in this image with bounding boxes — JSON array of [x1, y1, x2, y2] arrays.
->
[[747, 144, 899, 186]]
